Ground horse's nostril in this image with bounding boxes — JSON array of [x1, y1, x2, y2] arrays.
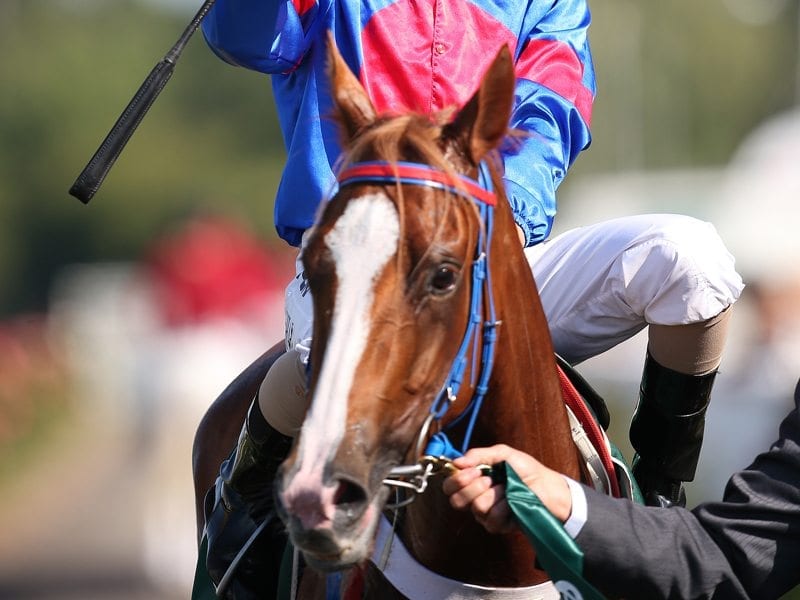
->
[[332, 478, 367, 509]]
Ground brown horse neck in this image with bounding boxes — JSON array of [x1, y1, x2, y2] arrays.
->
[[397, 204, 583, 589], [491, 302, 584, 479], [486, 200, 583, 479]]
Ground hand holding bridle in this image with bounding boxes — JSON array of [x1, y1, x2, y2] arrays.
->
[[442, 444, 574, 533]]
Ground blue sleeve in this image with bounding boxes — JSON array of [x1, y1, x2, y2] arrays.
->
[[201, 0, 330, 74], [505, 0, 595, 246]]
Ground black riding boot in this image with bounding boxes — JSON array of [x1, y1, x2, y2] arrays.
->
[[204, 399, 293, 599], [630, 352, 717, 508]]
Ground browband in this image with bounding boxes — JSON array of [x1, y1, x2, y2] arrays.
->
[[337, 161, 497, 206]]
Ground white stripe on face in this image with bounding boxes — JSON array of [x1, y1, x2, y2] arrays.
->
[[291, 193, 400, 486]]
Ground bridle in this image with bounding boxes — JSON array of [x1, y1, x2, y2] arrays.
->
[[335, 159, 501, 502]]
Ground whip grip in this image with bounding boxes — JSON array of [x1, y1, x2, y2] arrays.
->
[[69, 58, 176, 204]]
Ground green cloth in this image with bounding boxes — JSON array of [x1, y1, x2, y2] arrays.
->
[[610, 443, 645, 505], [191, 535, 218, 600], [504, 464, 605, 600], [277, 541, 294, 600]]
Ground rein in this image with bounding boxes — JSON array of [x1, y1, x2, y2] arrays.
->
[[336, 160, 501, 500]]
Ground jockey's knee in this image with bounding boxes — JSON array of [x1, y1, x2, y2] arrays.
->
[[622, 215, 743, 325], [258, 349, 309, 437]]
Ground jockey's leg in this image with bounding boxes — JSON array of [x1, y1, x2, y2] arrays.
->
[[259, 348, 310, 437], [199, 249, 313, 598], [193, 341, 285, 539], [525, 214, 744, 505], [199, 351, 309, 599], [203, 396, 294, 599], [630, 308, 732, 507]]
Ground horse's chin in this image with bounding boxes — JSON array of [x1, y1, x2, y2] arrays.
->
[[290, 492, 386, 572]]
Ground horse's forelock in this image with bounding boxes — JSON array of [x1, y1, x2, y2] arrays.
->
[[337, 111, 506, 202], [338, 114, 449, 173]]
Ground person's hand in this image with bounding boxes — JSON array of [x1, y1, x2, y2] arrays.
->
[[442, 444, 573, 534]]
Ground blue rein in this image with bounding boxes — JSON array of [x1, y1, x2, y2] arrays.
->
[[337, 160, 500, 461]]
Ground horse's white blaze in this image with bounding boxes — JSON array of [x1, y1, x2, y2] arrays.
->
[[290, 193, 399, 491]]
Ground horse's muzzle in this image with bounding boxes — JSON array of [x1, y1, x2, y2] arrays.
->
[[275, 464, 388, 569]]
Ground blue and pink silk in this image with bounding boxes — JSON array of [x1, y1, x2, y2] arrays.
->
[[202, 0, 595, 247]]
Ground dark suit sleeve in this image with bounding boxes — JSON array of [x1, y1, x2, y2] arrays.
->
[[575, 392, 800, 600], [693, 400, 800, 599], [576, 489, 750, 599]]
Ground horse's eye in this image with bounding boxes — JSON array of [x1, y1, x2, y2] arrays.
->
[[429, 265, 458, 294]]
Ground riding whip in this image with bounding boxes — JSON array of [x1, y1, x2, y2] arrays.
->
[[68, 0, 217, 203]]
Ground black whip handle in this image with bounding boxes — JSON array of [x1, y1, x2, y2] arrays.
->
[[69, 0, 218, 203], [69, 59, 175, 203]]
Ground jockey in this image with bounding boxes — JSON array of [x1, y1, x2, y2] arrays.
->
[[195, 0, 743, 596]]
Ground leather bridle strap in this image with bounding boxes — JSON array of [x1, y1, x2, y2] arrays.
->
[[338, 160, 497, 206]]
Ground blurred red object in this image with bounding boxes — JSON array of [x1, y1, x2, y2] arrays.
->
[[145, 216, 292, 327]]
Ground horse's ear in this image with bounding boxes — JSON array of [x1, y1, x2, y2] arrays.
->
[[326, 31, 377, 142], [446, 45, 515, 164]]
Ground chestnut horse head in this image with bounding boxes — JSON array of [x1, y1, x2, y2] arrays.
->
[[275, 35, 584, 591]]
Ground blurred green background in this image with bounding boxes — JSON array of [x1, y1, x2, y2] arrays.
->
[[1, 0, 799, 597]]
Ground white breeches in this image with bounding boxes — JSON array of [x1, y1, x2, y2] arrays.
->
[[284, 214, 744, 366], [525, 214, 743, 363]]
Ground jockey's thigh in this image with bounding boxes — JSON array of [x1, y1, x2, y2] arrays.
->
[[256, 246, 314, 435], [524, 214, 743, 365], [259, 348, 308, 436]]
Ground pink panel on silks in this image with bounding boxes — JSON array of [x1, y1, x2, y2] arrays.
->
[[359, 0, 517, 114]]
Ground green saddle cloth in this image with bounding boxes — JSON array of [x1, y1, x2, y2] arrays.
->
[[504, 463, 605, 600], [191, 536, 217, 600]]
